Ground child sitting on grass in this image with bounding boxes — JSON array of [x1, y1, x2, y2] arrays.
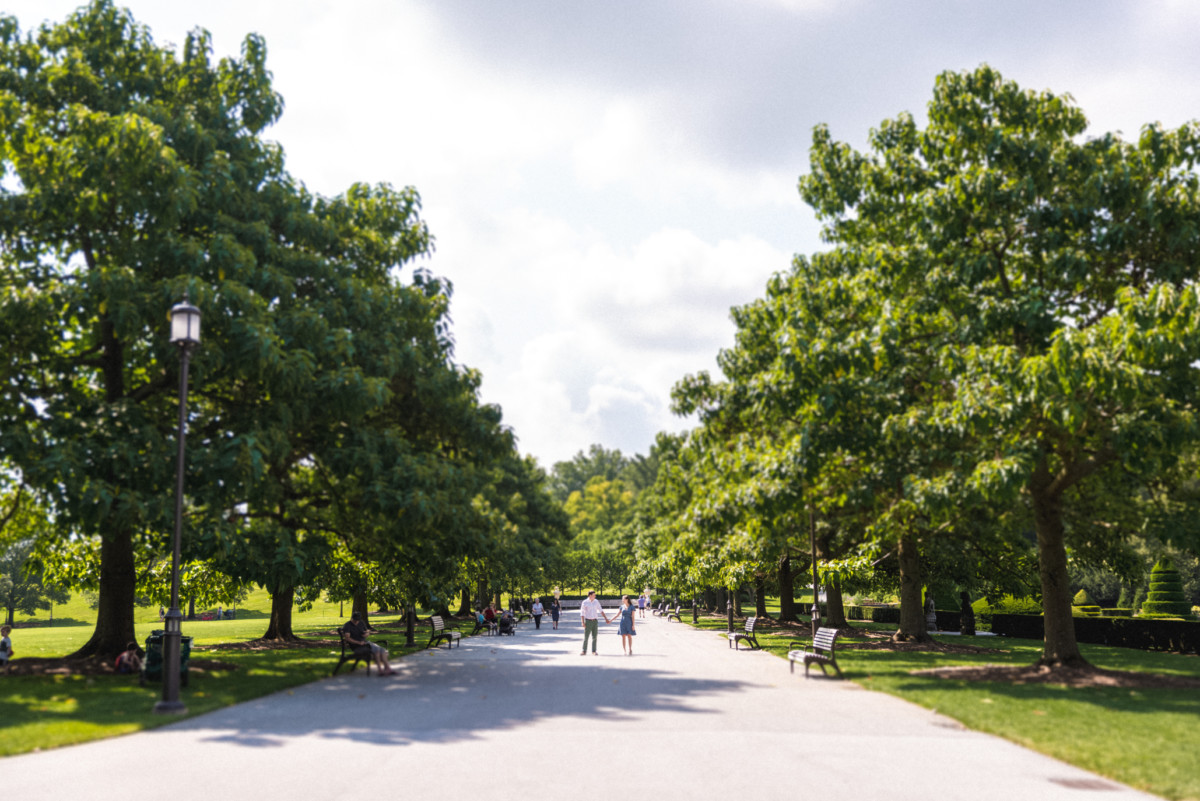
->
[[115, 641, 143, 674]]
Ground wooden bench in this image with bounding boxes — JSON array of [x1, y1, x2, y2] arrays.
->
[[472, 616, 498, 635], [665, 604, 683, 622], [727, 616, 761, 650], [788, 627, 843, 678], [333, 624, 387, 676], [427, 615, 461, 649]]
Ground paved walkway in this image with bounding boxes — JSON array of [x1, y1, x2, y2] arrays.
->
[[7, 612, 1160, 800]]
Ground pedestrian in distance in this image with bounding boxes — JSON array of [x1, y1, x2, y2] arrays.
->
[[616, 595, 637, 655], [637, 593, 647, 619], [531, 597, 544, 629], [549, 597, 561, 629], [579, 590, 609, 655], [0, 624, 12, 673]]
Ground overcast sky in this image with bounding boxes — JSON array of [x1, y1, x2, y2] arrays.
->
[[7, 1, 1200, 468]]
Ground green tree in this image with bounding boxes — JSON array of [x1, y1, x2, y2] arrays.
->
[[0, 2, 302, 657], [549, 445, 628, 503], [799, 65, 1200, 666], [1, 539, 69, 626]]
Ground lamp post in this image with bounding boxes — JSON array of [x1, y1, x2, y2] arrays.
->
[[154, 297, 200, 715], [809, 502, 820, 638]]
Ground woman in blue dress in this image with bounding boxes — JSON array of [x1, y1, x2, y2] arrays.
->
[[616, 595, 637, 655]]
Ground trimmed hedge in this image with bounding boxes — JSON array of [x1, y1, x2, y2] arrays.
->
[[1072, 605, 1101, 616], [844, 605, 966, 631], [1101, 608, 1134, 617], [992, 613, 1200, 654], [1142, 559, 1192, 617], [845, 605, 901, 624]]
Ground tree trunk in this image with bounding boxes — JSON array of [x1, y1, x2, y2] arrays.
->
[[405, 604, 416, 646], [778, 554, 797, 622], [187, 597, 196, 621], [733, 585, 744, 617], [893, 531, 930, 642], [960, 591, 976, 636], [1031, 478, 1085, 666], [262, 585, 298, 641], [826, 575, 848, 628], [754, 576, 769, 618], [69, 520, 136, 659], [457, 586, 471, 616], [352, 591, 371, 630], [5, 606, 14, 626], [476, 577, 487, 610]]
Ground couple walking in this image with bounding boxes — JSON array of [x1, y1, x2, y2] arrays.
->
[[579, 591, 637, 655]]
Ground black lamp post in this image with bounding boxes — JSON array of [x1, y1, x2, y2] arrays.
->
[[154, 297, 200, 715], [809, 502, 820, 638]]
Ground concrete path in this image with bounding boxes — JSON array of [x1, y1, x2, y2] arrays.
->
[[6, 611, 1160, 800]]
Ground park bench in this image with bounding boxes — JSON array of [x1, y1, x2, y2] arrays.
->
[[472, 616, 498, 636], [787, 627, 843, 679], [427, 615, 461, 649], [665, 604, 683, 622], [652, 601, 668, 616], [727, 616, 761, 650], [333, 624, 387, 677]]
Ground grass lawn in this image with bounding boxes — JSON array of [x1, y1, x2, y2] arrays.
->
[[0, 591, 474, 758], [684, 612, 1200, 801]]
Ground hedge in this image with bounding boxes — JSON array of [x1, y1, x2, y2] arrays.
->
[[844, 605, 966, 631], [992, 613, 1200, 654]]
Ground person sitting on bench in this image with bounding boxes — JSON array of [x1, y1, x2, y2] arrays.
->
[[344, 612, 395, 676]]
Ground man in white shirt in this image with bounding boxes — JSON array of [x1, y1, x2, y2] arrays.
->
[[579, 590, 609, 655]]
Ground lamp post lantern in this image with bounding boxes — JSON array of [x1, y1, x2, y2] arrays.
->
[[154, 297, 200, 715]]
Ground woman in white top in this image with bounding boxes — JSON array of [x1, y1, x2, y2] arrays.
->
[[531, 597, 545, 629]]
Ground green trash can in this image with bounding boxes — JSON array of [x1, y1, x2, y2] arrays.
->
[[140, 630, 192, 688]]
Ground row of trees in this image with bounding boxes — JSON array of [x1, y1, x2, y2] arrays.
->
[[0, 2, 570, 656], [612, 65, 1200, 669]]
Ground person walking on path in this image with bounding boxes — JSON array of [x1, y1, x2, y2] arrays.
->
[[549, 597, 561, 629], [579, 590, 609, 655], [637, 593, 647, 619], [616, 595, 637, 655], [531, 597, 544, 629]]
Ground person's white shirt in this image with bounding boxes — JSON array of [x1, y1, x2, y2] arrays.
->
[[580, 597, 604, 620], [532, 601, 544, 614]]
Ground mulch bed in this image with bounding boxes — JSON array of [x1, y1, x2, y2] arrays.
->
[[914, 663, 1200, 689], [4, 656, 240, 678]]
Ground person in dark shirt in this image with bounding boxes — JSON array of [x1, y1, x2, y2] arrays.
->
[[344, 612, 394, 675]]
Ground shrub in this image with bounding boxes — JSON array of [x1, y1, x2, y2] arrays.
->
[[1142, 559, 1193, 617], [1072, 605, 1101, 616], [1073, 588, 1094, 606], [1101, 608, 1134, 617], [992, 594, 1042, 615]]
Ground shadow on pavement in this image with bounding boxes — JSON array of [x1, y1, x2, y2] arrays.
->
[[166, 632, 748, 749]]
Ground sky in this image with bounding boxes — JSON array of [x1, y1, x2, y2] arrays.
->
[[6, 1, 1200, 468]]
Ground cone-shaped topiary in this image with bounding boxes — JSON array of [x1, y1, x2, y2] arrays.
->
[[1073, 588, 1094, 606], [1141, 558, 1192, 617]]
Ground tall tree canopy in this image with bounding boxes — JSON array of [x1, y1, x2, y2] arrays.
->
[[0, 1, 507, 656], [797, 65, 1200, 665]]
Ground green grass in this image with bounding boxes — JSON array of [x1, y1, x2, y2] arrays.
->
[[0, 591, 474, 757], [685, 612, 1200, 801]]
